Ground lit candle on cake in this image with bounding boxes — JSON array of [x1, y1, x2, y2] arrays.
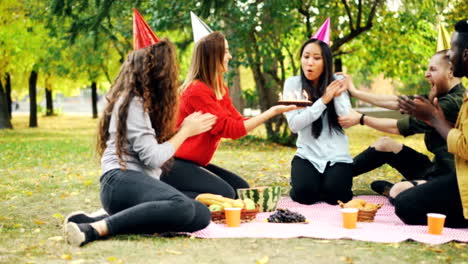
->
[[303, 90, 309, 101]]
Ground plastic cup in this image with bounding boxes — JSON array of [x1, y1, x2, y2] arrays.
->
[[224, 208, 242, 227], [427, 213, 446, 235], [341, 208, 358, 229]]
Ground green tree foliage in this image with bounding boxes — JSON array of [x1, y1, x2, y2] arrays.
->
[[49, 0, 132, 118], [345, 0, 464, 94]]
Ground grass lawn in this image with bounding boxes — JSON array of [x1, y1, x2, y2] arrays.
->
[[0, 114, 466, 264]]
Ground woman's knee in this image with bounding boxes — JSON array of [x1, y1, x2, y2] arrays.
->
[[184, 201, 211, 232], [394, 194, 425, 225], [322, 187, 353, 205], [213, 186, 236, 199], [371, 136, 403, 153], [322, 178, 353, 205], [169, 196, 198, 224], [290, 187, 320, 205]]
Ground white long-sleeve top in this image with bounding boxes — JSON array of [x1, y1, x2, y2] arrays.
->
[[283, 76, 353, 173]]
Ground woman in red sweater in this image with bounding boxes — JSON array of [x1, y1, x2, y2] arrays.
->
[[161, 32, 297, 199]]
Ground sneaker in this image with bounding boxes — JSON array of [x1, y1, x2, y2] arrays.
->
[[370, 180, 394, 196], [65, 222, 100, 247]]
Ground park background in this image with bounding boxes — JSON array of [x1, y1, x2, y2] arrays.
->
[[1, 0, 467, 263]]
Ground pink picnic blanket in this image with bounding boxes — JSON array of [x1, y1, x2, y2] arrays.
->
[[192, 195, 468, 244]]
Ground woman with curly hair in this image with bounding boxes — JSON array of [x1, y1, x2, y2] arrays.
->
[[64, 39, 217, 247]]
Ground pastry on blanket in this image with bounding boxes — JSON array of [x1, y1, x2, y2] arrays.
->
[[341, 199, 367, 210], [338, 199, 380, 211], [363, 202, 379, 211]]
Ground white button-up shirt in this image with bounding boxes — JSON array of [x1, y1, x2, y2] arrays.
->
[[283, 76, 353, 173]]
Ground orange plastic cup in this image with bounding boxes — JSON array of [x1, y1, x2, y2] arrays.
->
[[341, 208, 358, 229], [427, 213, 446, 235], [224, 208, 242, 227]]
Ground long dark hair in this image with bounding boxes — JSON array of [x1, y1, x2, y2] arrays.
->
[[97, 39, 179, 168], [299, 38, 343, 138]]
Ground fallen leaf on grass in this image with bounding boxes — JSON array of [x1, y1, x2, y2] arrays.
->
[[48, 236, 63, 241], [340, 256, 354, 263], [52, 213, 64, 219], [83, 180, 93, 186], [315, 240, 330, 243], [389, 243, 400, 248], [451, 243, 466, 249], [107, 256, 123, 263], [33, 219, 46, 225], [61, 254, 72, 260], [165, 249, 182, 255], [425, 247, 444, 253], [256, 256, 269, 264]]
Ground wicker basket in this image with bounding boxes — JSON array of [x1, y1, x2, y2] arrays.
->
[[338, 201, 383, 222], [211, 206, 259, 224]]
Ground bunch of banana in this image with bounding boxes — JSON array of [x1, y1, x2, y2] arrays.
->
[[339, 199, 380, 211], [196, 193, 256, 212]]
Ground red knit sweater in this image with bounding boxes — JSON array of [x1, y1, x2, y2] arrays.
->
[[175, 81, 247, 166]]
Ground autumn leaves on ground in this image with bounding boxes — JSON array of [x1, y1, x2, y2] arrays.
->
[[0, 115, 466, 264]]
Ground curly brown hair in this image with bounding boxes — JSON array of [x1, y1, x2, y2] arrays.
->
[[97, 39, 179, 168]]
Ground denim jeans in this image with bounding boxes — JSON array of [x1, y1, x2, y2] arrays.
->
[[100, 169, 211, 235], [161, 158, 249, 199]]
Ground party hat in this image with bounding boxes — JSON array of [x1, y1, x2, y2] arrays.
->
[[311, 18, 331, 45], [436, 23, 450, 52], [133, 8, 159, 50], [190, 11, 213, 43]]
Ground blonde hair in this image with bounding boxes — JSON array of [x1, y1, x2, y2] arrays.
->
[[180, 32, 226, 99]]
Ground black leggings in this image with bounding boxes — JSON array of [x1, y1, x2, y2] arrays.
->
[[289, 156, 353, 205], [353, 145, 433, 180], [394, 173, 468, 228], [100, 169, 211, 236], [160, 158, 249, 199]]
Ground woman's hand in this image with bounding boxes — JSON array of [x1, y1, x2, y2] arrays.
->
[[322, 80, 345, 104], [180, 112, 217, 137], [269, 105, 301, 115], [338, 108, 361, 128]]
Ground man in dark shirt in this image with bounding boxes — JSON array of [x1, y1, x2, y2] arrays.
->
[[393, 18, 468, 228], [338, 50, 464, 199]]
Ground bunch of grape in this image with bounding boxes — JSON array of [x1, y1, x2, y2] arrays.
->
[[267, 208, 306, 223]]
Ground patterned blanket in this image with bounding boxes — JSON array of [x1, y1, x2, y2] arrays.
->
[[191, 195, 468, 245]]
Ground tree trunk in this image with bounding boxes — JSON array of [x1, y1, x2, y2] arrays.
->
[[91, 81, 98, 118], [0, 78, 12, 129], [228, 67, 244, 113], [45, 87, 54, 116], [29, 70, 38, 128], [334, 58, 343, 72], [250, 63, 283, 140], [5, 73, 11, 119]]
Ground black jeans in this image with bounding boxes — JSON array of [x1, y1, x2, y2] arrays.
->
[[394, 173, 468, 228], [160, 158, 249, 199], [100, 169, 211, 236], [289, 156, 353, 205], [353, 145, 434, 180]]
